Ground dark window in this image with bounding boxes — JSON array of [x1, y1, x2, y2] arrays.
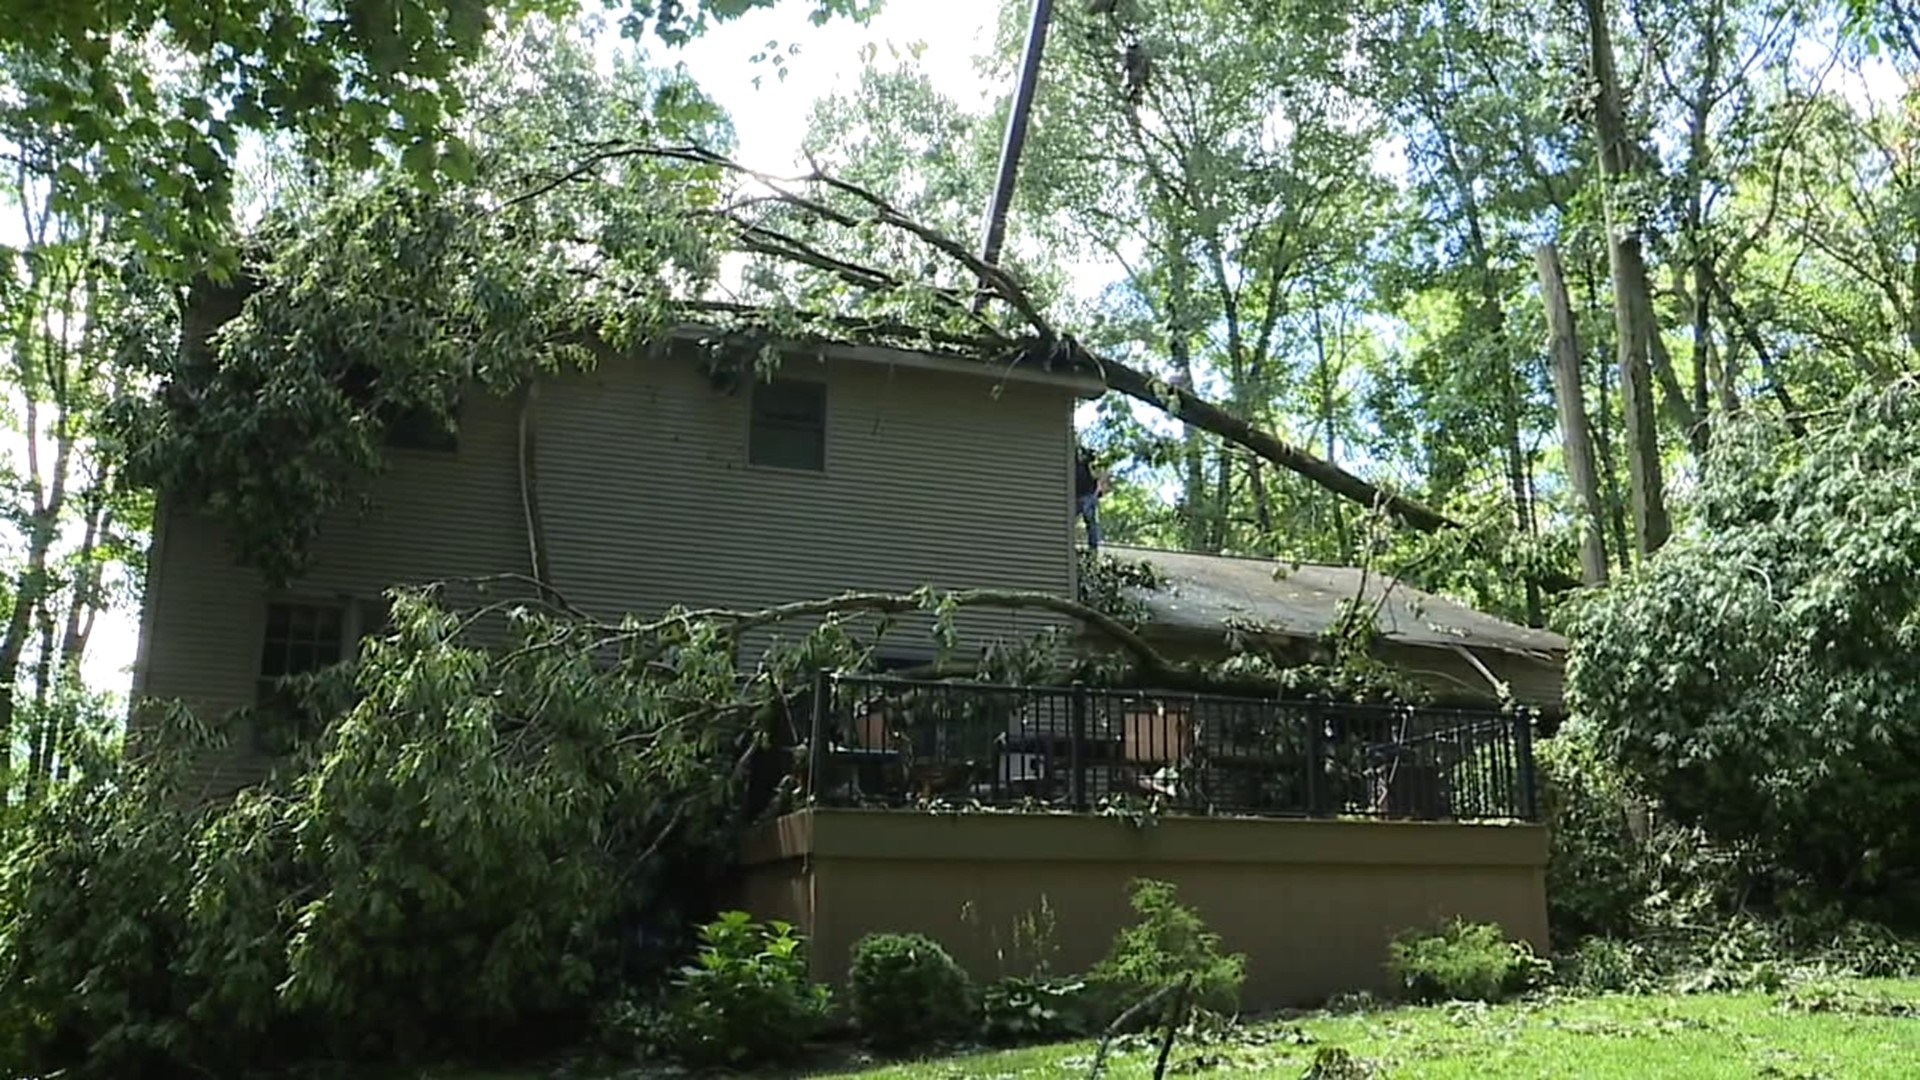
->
[[748, 378, 826, 471], [382, 400, 458, 452], [254, 602, 346, 753]]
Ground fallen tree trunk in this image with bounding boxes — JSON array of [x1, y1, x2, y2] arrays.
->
[[1079, 342, 1458, 533]]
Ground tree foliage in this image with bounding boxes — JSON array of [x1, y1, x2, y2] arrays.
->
[[0, 586, 864, 1075], [109, 30, 733, 583], [1565, 378, 1920, 905], [0, 0, 875, 272]]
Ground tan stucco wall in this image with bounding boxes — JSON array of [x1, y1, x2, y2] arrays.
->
[[735, 809, 1550, 1011]]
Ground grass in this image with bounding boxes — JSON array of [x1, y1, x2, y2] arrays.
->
[[802, 978, 1920, 1080], [429, 978, 1920, 1079]]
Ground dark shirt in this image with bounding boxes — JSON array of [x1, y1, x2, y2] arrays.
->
[[1075, 455, 1097, 498]]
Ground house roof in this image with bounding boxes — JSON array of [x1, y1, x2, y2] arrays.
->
[[1104, 545, 1567, 662], [666, 323, 1108, 398]]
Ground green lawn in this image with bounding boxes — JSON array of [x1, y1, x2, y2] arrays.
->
[[802, 979, 1920, 1080]]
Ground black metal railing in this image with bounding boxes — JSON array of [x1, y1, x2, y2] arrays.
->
[[802, 674, 1537, 822]]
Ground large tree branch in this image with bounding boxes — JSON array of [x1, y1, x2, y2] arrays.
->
[[488, 143, 1579, 592], [627, 587, 1174, 676], [1069, 340, 1458, 533]]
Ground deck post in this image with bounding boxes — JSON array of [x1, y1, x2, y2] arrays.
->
[[1514, 710, 1538, 821], [1069, 681, 1088, 810], [1305, 705, 1326, 817], [808, 669, 829, 805]]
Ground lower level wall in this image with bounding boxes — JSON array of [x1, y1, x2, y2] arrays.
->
[[734, 809, 1549, 1011]]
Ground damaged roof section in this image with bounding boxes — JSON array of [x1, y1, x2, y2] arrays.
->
[[1101, 546, 1569, 710]]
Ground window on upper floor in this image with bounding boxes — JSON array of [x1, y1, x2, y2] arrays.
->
[[748, 377, 826, 472], [252, 600, 347, 754]]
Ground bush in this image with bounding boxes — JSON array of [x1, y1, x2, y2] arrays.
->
[[1387, 919, 1550, 1003], [1536, 731, 1647, 941], [1563, 385, 1920, 908], [0, 591, 867, 1078], [979, 975, 1092, 1045], [1554, 937, 1660, 994], [0, 738, 203, 1077], [645, 912, 830, 1067], [847, 932, 976, 1051], [1087, 879, 1245, 1023]]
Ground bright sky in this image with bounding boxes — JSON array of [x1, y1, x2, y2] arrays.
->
[[675, 3, 1003, 170]]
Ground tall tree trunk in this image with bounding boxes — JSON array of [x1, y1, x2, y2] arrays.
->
[[1311, 305, 1353, 559], [1248, 457, 1274, 544], [1538, 243, 1612, 586], [1582, 0, 1673, 556], [1579, 255, 1636, 569], [25, 601, 57, 797], [1211, 445, 1233, 549], [1167, 250, 1208, 551], [1680, 0, 1726, 458], [1447, 163, 1542, 623], [0, 357, 74, 788]]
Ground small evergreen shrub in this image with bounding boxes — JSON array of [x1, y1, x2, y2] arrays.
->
[[979, 975, 1092, 1045], [1087, 878, 1246, 1022], [648, 912, 830, 1067], [1387, 918, 1550, 1003], [846, 932, 976, 1051]]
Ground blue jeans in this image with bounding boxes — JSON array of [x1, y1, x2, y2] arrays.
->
[[1077, 492, 1102, 550]]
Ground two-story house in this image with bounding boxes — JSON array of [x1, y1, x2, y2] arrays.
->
[[130, 321, 1557, 1008], [130, 328, 1106, 791]]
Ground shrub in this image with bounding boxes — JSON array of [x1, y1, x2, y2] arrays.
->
[[1387, 919, 1550, 1003], [0, 591, 868, 1078], [646, 912, 830, 1067], [979, 975, 1092, 1045], [0, 745, 202, 1077], [1535, 731, 1647, 941], [1563, 384, 1920, 908], [847, 932, 976, 1051], [1087, 879, 1245, 1022], [1555, 937, 1660, 994]]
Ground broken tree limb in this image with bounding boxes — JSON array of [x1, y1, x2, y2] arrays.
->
[[627, 587, 1176, 676], [504, 144, 1590, 590], [1537, 243, 1611, 586], [510, 142, 1460, 537], [1078, 342, 1460, 532]]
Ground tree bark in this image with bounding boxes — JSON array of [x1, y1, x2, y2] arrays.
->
[[1538, 243, 1612, 586], [1090, 351, 1458, 533], [1166, 248, 1209, 552], [629, 585, 1178, 677], [1583, 0, 1673, 556]]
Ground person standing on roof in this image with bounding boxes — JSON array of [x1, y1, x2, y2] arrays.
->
[[1075, 445, 1107, 551]]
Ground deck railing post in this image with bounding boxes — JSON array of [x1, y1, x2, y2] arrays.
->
[[1305, 704, 1326, 817], [1069, 681, 1088, 811], [1514, 709, 1538, 821], [808, 669, 829, 807]]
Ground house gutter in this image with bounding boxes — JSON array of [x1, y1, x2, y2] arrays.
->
[[516, 381, 554, 589]]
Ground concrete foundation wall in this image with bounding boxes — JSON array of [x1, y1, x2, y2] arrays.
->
[[735, 809, 1549, 1011]]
